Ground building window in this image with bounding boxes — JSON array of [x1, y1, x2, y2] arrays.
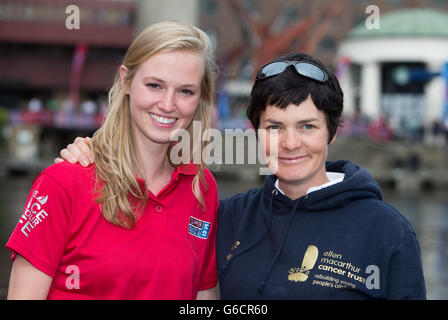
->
[[318, 37, 336, 51], [205, 28, 218, 52], [200, 0, 218, 15], [242, 0, 258, 13], [432, 0, 447, 5]]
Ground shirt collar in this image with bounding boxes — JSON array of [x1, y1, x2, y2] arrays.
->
[[135, 163, 198, 187], [274, 171, 345, 196], [175, 163, 198, 176]]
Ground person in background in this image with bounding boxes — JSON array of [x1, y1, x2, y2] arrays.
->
[[6, 21, 219, 300], [57, 53, 426, 299]]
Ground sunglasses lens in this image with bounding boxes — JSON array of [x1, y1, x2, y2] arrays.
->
[[295, 63, 327, 82], [258, 62, 288, 79], [257, 61, 328, 83]]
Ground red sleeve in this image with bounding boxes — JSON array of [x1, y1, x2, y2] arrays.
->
[[5, 172, 72, 278], [198, 171, 219, 290]]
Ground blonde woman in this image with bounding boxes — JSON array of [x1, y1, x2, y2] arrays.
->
[[6, 21, 218, 300]]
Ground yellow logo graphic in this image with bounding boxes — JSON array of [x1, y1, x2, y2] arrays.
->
[[288, 245, 319, 282]]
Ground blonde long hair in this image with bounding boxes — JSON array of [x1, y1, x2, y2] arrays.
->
[[92, 21, 216, 228]]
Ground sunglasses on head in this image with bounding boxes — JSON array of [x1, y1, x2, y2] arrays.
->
[[256, 60, 329, 83]]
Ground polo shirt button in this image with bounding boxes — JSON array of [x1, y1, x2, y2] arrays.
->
[[226, 253, 232, 260], [155, 206, 163, 213]]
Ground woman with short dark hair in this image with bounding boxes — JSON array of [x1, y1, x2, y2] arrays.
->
[[217, 52, 426, 299]]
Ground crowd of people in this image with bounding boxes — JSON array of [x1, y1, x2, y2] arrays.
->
[[340, 108, 448, 146]]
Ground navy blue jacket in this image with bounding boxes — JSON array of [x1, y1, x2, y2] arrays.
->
[[217, 160, 426, 299]]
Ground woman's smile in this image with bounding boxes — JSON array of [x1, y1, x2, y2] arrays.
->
[[149, 112, 178, 127], [278, 154, 309, 164]]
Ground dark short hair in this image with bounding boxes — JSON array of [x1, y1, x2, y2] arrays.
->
[[247, 53, 343, 143]]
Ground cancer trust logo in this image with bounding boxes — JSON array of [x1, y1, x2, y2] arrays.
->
[[19, 190, 49, 237], [288, 245, 381, 290], [288, 245, 319, 282]]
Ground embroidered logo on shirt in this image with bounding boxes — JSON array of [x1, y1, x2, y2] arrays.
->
[[188, 216, 211, 239], [18, 190, 49, 237]]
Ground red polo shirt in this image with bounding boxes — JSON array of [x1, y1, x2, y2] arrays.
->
[[6, 161, 218, 299]]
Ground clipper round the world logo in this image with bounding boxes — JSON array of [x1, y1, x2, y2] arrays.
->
[[188, 216, 211, 239]]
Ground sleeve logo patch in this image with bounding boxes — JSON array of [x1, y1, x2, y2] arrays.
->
[[188, 216, 211, 239], [19, 190, 49, 237]]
